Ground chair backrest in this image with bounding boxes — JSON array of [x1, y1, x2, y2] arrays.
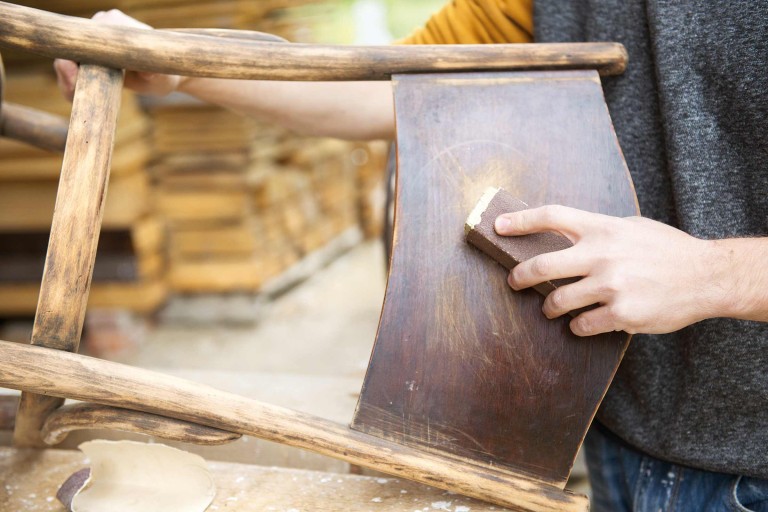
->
[[353, 70, 638, 487]]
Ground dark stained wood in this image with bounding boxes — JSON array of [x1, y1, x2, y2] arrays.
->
[[0, 395, 17, 430], [41, 403, 241, 446], [0, 2, 627, 79], [0, 339, 587, 512], [12, 64, 123, 448], [351, 71, 639, 487], [0, 102, 68, 153]]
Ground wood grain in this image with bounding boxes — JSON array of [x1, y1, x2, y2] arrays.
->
[[41, 403, 241, 446], [352, 71, 639, 487], [12, 64, 123, 448], [0, 102, 68, 153], [0, 340, 587, 512], [0, 2, 627, 79]]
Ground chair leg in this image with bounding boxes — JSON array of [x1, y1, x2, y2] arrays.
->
[[12, 64, 124, 447]]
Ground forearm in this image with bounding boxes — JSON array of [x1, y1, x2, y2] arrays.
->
[[178, 77, 395, 140], [708, 237, 768, 322]]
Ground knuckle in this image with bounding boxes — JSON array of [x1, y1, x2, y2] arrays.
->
[[601, 272, 625, 294], [549, 289, 566, 311], [607, 303, 631, 325], [510, 212, 528, 232], [572, 316, 592, 336], [531, 256, 550, 277], [538, 205, 557, 224]]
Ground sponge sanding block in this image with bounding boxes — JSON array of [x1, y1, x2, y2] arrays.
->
[[465, 187, 581, 316]]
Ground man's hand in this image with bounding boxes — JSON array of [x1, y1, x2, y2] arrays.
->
[[54, 9, 183, 101], [494, 205, 733, 337]]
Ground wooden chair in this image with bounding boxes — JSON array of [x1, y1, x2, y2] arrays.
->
[[0, 3, 637, 511]]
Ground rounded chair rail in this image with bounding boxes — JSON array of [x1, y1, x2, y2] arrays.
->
[[0, 2, 627, 81]]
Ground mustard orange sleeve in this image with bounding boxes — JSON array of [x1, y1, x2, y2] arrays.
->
[[400, 0, 533, 45]]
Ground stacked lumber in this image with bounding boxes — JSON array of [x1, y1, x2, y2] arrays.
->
[[147, 97, 366, 293], [1, 0, 389, 299], [0, 68, 167, 316]]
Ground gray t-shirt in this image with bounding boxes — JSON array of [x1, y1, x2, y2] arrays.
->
[[535, 0, 768, 478]]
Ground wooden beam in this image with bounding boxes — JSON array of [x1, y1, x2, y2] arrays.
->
[[0, 340, 588, 512], [0, 102, 68, 153], [0, 2, 627, 79], [12, 64, 123, 447]]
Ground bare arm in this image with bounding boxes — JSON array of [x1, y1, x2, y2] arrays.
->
[[177, 77, 394, 140], [54, 10, 395, 141]]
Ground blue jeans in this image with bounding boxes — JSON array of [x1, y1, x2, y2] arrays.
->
[[583, 422, 768, 512]]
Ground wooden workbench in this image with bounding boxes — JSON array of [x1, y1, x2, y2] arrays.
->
[[0, 447, 510, 511]]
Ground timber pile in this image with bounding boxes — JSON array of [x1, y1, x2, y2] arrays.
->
[[1, 0, 389, 300], [147, 97, 381, 293], [0, 68, 167, 316]]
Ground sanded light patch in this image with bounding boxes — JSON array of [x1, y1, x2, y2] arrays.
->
[[464, 186, 500, 234]]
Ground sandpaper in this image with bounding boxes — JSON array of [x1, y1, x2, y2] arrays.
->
[[465, 187, 584, 316]]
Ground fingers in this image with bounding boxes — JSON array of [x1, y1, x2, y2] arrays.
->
[[495, 204, 608, 241], [54, 59, 78, 102], [541, 278, 603, 319], [508, 246, 590, 290], [92, 9, 152, 29], [569, 305, 624, 337], [53, 9, 150, 102]]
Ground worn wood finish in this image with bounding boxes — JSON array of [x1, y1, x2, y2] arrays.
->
[[0, 340, 587, 512], [0, 447, 528, 512], [0, 2, 626, 79], [12, 64, 123, 448], [41, 403, 241, 446], [0, 102, 68, 153], [352, 71, 639, 487]]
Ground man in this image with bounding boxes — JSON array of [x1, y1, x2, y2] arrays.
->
[[56, 2, 767, 510]]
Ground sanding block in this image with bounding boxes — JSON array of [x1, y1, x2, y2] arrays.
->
[[465, 187, 582, 315]]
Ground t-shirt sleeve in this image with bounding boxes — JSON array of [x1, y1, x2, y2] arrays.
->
[[399, 0, 533, 45]]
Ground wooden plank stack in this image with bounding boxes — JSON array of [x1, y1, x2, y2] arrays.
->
[[0, 67, 167, 316], [147, 96, 371, 293], [0, 0, 389, 304]]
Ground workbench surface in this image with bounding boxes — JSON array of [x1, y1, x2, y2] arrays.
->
[[0, 447, 510, 511]]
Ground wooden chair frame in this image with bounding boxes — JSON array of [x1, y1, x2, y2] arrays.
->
[[0, 3, 634, 511]]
